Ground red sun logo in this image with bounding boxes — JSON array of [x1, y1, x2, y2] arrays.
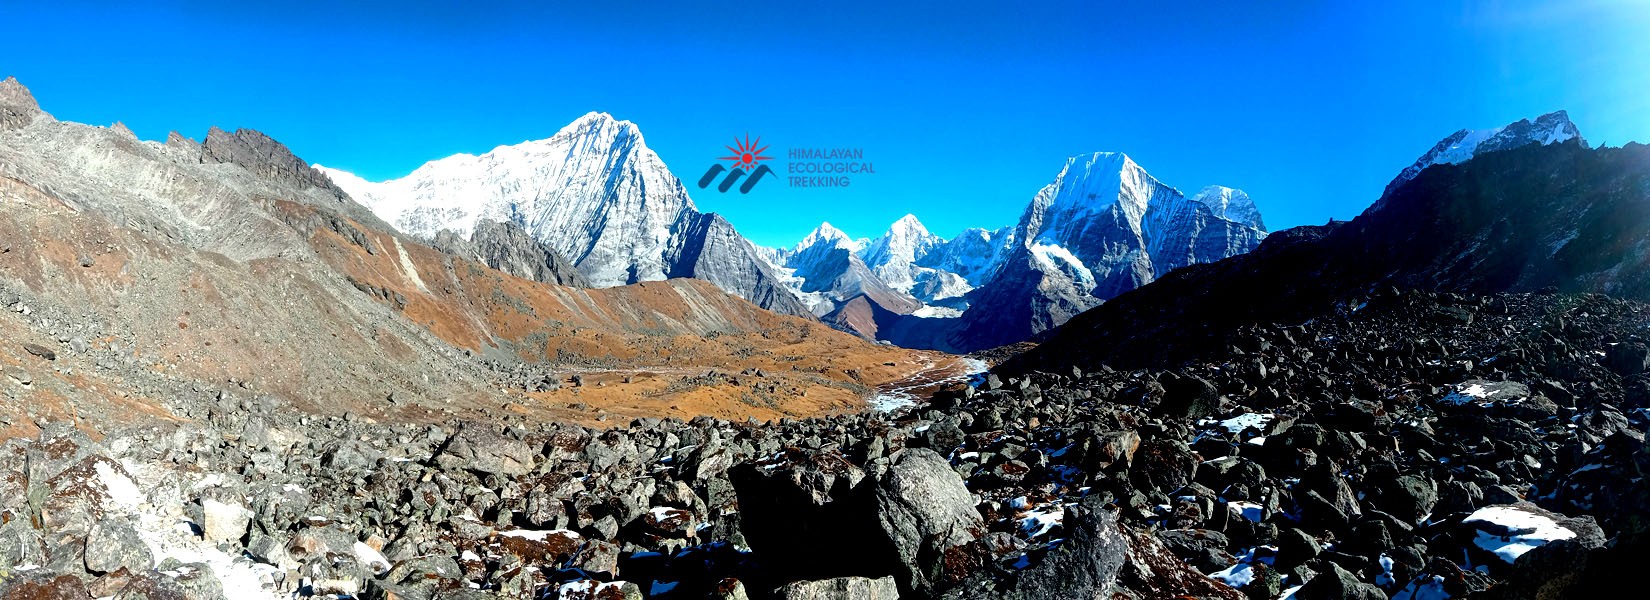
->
[[719, 134, 770, 172]]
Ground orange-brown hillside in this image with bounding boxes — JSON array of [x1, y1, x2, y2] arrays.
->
[[278, 199, 955, 426]]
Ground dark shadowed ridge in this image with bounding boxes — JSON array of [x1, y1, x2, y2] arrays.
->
[[1003, 137, 1650, 375]]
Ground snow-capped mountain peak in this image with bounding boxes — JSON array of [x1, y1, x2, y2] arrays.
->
[[1022, 151, 1164, 245], [862, 214, 941, 269], [795, 222, 862, 252], [313, 111, 812, 316], [315, 110, 696, 288], [890, 213, 929, 236], [1387, 110, 1584, 195], [1191, 185, 1265, 230]]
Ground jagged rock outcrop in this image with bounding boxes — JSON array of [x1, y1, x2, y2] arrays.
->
[[202, 126, 349, 198], [1385, 110, 1581, 196], [1, 76, 45, 130], [432, 219, 589, 287]]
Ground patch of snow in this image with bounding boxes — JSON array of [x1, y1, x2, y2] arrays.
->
[[1029, 242, 1096, 289], [1210, 562, 1255, 589], [1464, 505, 1576, 562], [1227, 501, 1264, 522], [96, 461, 144, 509], [912, 305, 964, 319], [499, 528, 581, 542], [1208, 413, 1273, 435], [190, 473, 227, 491], [1019, 506, 1064, 538], [392, 237, 430, 293], [353, 541, 390, 575], [558, 579, 629, 599], [1393, 575, 1451, 600]]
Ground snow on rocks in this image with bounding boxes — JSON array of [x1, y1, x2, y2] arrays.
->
[[1462, 504, 1578, 563], [557, 578, 641, 599]]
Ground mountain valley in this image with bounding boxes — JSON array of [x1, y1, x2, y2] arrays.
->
[[0, 72, 1645, 600]]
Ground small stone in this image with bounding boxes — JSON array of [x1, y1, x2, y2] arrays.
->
[[22, 342, 56, 361]]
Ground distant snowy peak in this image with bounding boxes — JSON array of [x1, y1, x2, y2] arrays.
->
[[1388, 110, 1584, 194], [917, 226, 1014, 286], [1192, 186, 1265, 230], [794, 222, 864, 253], [862, 214, 943, 270]]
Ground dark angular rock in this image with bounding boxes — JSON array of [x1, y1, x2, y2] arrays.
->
[[1158, 373, 1221, 421], [1295, 560, 1388, 600], [1131, 439, 1198, 493], [997, 496, 1129, 599], [22, 342, 55, 361], [203, 126, 349, 198], [1605, 342, 1650, 376], [729, 450, 894, 589]]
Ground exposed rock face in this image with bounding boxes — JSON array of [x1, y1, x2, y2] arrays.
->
[[0, 76, 44, 130], [432, 219, 590, 287], [203, 126, 349, 199], [665, 212, 812, 316]]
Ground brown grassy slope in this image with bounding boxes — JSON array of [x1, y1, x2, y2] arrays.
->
[[280, 199, 953, 426], [0, 171, 954, 439]]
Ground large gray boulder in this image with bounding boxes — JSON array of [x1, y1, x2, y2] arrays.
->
[[84, 518, 153, 574], [777, 576, 900, 600], [875, 448, 984, 594], [435, 423, 537, 476]]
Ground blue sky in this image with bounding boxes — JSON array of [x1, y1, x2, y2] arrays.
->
[[5, 1, 1649, 247]]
